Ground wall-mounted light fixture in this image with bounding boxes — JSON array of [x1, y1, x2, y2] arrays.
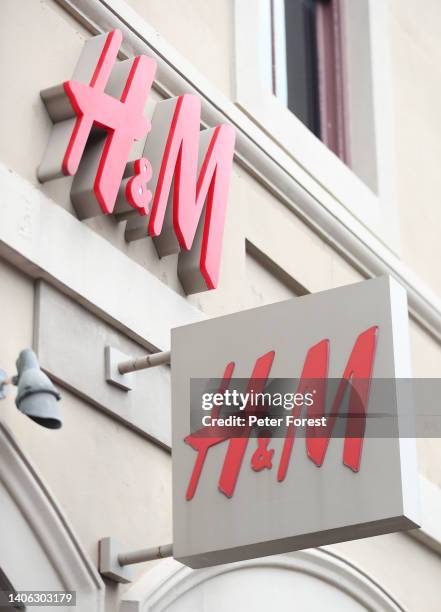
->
[[0, 348, 62, 429]]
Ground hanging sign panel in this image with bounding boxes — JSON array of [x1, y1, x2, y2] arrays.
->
[[171, 276, 420, 568]]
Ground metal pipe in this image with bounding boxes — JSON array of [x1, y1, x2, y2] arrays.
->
[[118, 350, 171, 375], [118, 543, 173, 567]]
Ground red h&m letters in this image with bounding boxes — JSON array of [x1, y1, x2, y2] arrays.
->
[[184, 326, 378, 500], [38, 30, 235, 295]]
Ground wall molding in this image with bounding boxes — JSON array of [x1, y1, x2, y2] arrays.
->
[[117, 477, 441, 611], [408, 476, 441, 556], [0, 163, 204, 353], [119, 549, 405, 611], [52, 0, 441, 344], [0, 421, 105, 608], [34, 281, 173, 448]]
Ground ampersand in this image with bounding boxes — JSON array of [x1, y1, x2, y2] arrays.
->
[[126, 157, 152, 216], [251, 437, 274, 472]]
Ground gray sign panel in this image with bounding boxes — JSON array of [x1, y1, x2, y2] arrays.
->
[[171, 276, 420, 568]]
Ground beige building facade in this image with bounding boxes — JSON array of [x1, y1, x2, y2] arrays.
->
[[0, 0, 440, 610]]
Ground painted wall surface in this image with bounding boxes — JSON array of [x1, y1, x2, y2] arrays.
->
[[0, 0, 440, 610], [389, 0, 441, 294]]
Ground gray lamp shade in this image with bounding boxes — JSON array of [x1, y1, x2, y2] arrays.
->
[[15, 349, 62, 429]]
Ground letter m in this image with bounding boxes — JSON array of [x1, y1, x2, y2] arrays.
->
[[124, 94, 236, 294], [278, 326, 378, 481]]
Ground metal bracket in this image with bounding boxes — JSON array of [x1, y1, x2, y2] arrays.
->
[[118, 350, 171, 374], [105, 346, 171, 392], [99, 537, 133, 584], [104, 346, 134, 391], [99, 537, 173, 583]]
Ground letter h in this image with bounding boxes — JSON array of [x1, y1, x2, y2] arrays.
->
[[38, 29, 156, 218]]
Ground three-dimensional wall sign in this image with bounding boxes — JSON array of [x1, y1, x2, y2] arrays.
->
[[171, 276, 420, 568], [38, 29, 235, 294]]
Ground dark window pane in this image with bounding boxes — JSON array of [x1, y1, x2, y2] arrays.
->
[[283, 0, 321, 137]]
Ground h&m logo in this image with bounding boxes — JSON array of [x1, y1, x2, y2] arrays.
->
[[38, 30, 235, 294], [185, 325, 378, 499]]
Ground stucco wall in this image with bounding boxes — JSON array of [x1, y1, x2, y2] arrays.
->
[[389, 0, 441, 295], [122, 0, 234, 97]]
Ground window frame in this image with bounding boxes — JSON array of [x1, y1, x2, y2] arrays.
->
[[233, 0, 400, 252]]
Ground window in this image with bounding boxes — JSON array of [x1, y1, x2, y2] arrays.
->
[[267, 0, 349, 170], [234, 0, 398, 250]]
